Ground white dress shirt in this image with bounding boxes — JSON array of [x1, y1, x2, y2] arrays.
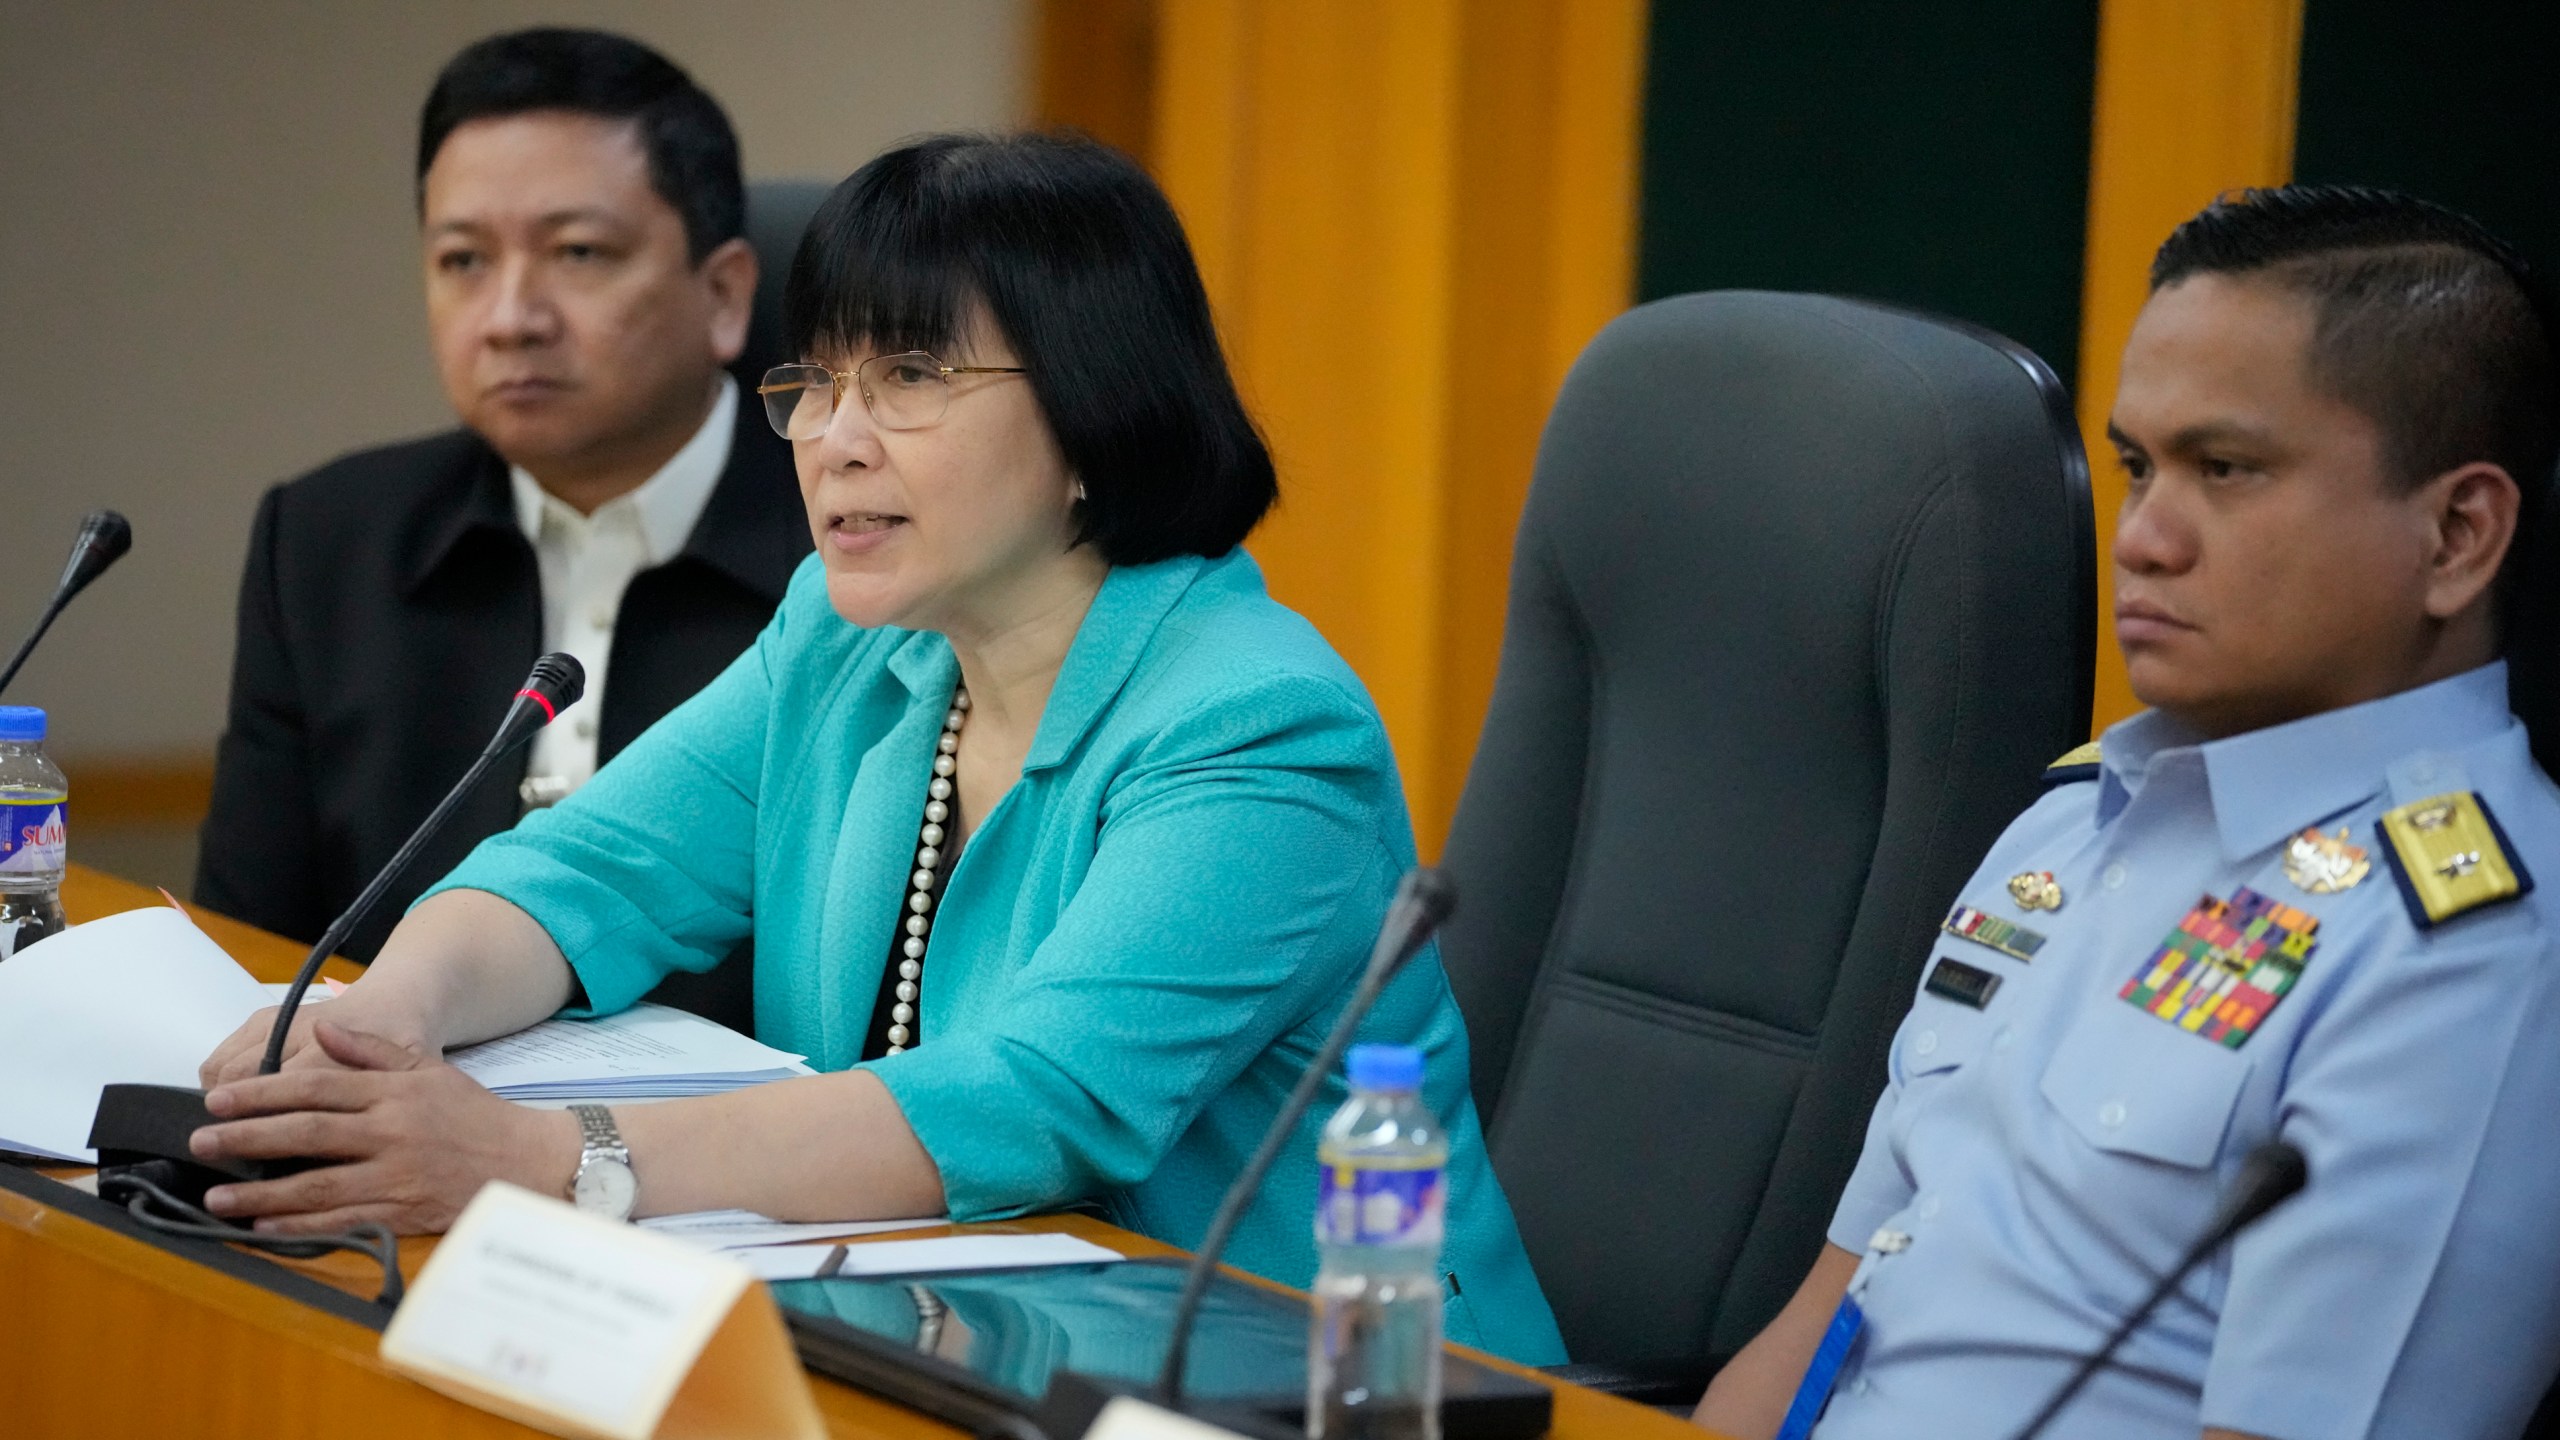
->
[[510, 376, 736, 807]]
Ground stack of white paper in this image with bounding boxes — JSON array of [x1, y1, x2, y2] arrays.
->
[[0, 908, 811, 1162], [0, 908, 270, 1163], [446, 1003, 815, 1104], [639, 1209, 946, 1250]]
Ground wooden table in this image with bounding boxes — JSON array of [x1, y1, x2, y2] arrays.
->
[[0, 865, 1713, 1439]]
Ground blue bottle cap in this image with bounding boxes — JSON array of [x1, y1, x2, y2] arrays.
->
[[1347, 1044, 1423, 1092], [0, 707, 44, 742]]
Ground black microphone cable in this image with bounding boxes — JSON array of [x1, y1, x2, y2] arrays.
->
[[97, 1164, 404, 1308]]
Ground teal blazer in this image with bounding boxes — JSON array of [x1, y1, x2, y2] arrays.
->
[[430, 550, 1567, 1364]]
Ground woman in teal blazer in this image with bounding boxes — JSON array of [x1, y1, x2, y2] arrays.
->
[[193, 133, 1564, 1364]]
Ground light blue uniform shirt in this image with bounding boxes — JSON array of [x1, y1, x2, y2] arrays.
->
[[1815, 663, 2560, 1438], [428, 550, 1566, 1365]]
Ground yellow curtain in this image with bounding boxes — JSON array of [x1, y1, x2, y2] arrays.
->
[[1145, 0, 1646, 854], [2075, 0, 2305, 732]]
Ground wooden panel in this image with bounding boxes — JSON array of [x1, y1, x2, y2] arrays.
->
[[56, 757, 213, 824], [1151, 0, 1645, 853], [1034, 0, 1159, 162], [2074, 0, 2304, 731]]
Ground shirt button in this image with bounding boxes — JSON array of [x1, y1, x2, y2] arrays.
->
[[1991, 1025, 2013, 1052], [2099, 1100, 2129, 1129], [2103, 863, 2128, 891], [2411, 759, 2437, 785], [1913, 1030, 1939, 1056], [1854, 1378, 1874, 1397], [589, 607, 616, 630], [1918, 1195, 1943, 1220], [575, 717, 597, 739]]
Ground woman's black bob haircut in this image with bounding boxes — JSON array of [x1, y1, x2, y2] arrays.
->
[[783, 132, 1276, 565]]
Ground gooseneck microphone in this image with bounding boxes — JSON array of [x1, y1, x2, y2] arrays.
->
[[2010, 1141, 2309, 1440], [257, 651, 585, 1075], [0, 509, 132, 697], [86, 653, 585, 1296], [1156, 867, 1459, 1411]]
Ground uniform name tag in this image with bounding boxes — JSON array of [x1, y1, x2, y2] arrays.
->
[[1924, 956, 2002, 1009], [2119, 887, 2314, 1048]]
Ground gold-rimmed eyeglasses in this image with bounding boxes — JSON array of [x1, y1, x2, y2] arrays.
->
[[757, 352, 1027, 438]]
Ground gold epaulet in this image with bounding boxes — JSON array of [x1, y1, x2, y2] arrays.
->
[[2041, 740, 2103, 787], [2377, 791, 2536, 929]]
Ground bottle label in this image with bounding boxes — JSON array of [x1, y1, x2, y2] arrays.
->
[[0, 801, 65, 874], [1317, 1160, 1445, 1247]]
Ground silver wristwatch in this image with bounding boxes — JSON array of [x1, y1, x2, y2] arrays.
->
[[567, 1104, 637, 1221]]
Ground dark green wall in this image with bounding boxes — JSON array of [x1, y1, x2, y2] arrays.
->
[[1637, 1, 2102, 388], [2294, 0, 2560, 282]]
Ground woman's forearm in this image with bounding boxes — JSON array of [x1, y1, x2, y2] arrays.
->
[[357, 888, 578, 1049], [608, 1069, 948, 1221]]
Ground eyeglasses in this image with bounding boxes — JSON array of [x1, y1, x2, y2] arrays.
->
[[758, 352, 1027, 438]]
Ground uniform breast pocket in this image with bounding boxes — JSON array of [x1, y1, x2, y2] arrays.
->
[[2039, 1000, 2253, 1169]]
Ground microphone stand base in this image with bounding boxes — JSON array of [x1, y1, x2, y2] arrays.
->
[[86, 1083, 306, 1213]]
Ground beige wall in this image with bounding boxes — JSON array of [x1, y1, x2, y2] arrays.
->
[[0, 0, 1027, 765]]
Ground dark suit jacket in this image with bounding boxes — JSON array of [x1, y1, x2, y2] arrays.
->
[[195, 398, 808, 1031]]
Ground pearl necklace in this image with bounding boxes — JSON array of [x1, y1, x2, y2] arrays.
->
[[890, 684, 968, 1054]]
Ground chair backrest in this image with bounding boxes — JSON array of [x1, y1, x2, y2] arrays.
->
[[1440, 291, 2095, 1368], [732, 179, 834, 386]]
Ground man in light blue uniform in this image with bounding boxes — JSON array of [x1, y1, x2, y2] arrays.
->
[[1697, 188, 2560, 1438]]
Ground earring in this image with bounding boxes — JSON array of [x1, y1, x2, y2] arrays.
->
[[1073, 481, 1088, 501]]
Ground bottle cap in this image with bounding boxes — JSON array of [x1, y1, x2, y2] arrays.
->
[[0, 707, 44, 742], [1347, 1044, 1423, 1092]]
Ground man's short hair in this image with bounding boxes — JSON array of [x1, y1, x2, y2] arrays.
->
[[417, 27, 744, 263], [2151, 185, 2557, 498]]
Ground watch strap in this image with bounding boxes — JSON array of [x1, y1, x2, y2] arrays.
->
[[570, 1103, 629, 1163]]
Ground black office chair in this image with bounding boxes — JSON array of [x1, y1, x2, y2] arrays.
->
[[734, 179, 833, 383], [1438, 291, 2095, 1400]]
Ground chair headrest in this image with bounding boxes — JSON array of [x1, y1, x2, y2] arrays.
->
[[732, 179, 834, 384]]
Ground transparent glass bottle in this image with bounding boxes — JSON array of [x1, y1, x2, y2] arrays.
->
[[1308, 1044, 1447, 1440], [0, 705, 68, 960]]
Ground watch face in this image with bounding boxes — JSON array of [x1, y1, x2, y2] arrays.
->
[[573, 1157, 638, 1219]]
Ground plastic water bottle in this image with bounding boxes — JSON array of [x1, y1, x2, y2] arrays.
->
[[1309, 1043, 1447, 1440], [0, 706, 68, 961]]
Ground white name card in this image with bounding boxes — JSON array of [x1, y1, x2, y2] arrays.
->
[[381, 1181, 822, 1440], [1086, 1396, 1257, 1440]]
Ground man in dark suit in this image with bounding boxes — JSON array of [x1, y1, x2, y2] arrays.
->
[[196, 29, 808, 1031]]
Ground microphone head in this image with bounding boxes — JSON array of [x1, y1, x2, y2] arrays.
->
[[524, 651, 587, 715], [1370, 867, 1458, 983], [2224, 1141, 2309, 1233], [1396, 866, 1458, 931], [58, 510, 132, 599]]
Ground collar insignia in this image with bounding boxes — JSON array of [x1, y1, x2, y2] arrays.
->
[[2282, 825, 2370, 895]]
